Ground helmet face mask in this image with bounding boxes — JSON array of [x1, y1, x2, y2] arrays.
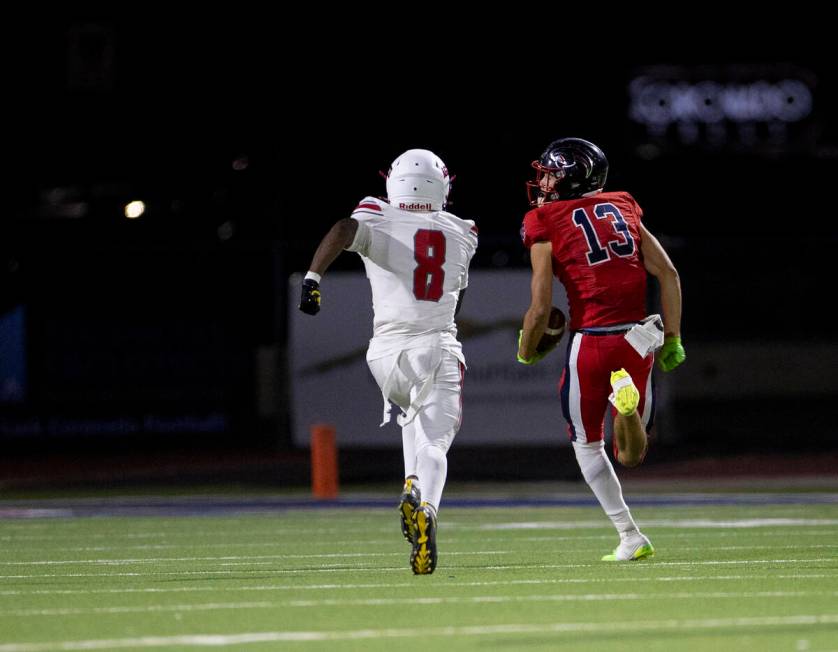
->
[[526, 138, 608, 206], [386, 149, 450, 211]]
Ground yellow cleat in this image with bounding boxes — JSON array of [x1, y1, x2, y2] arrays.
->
[[398, 479, 421, 544], [609, 368, 639, 416], [410, 502, 438, 575]]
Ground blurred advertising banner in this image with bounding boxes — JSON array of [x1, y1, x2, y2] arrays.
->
[[628, 63, 819, 158], [289, 270, 571, 447]]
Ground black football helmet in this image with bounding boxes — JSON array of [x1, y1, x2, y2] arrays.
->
[[527, 137, 608, 206]]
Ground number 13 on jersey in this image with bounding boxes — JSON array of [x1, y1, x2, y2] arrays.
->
[[572, 202, 636, 266]]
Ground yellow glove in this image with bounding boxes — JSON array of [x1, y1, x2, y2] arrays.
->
[[516, 330, 550, 365], [658, 335, 685, 372]]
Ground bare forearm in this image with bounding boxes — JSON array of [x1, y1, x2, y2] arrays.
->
[[519, 305, 550, 359], [640, 224, 682, 337], [519, 241, 554, 360], [309, 219, 358, 275], [658, 268, 682, 337]]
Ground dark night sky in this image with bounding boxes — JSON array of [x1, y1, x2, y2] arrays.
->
[[6, 19, 838, 340], [9, 23, 835, 228]]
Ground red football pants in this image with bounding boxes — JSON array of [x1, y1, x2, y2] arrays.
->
[[559, 331, 655, 444]]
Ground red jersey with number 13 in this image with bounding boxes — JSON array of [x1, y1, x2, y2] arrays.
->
[[521, 191, 646, 331]]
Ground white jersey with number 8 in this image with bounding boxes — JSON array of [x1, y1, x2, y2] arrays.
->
[[346, 196, 478, 361]]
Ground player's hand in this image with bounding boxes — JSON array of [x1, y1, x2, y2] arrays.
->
[[657, 335, 685, 371], [516, 329, 549, 365], [299, 279, 321, 315]]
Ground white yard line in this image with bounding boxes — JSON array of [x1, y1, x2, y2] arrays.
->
[[3, 517, 838, 543], [0, 529, 382, 542], [0, 573, 833, 597], [1, 615, 837, 650], [482, 518, 838, 530], [3, 591, 837, 617], [483, 558, 838, 571], [2, 543, 837, 567], [1, 558, 836, 580], [0, 550, 514, 566], [5, 529, 838, 553]]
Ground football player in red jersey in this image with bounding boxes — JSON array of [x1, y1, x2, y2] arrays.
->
[[518, 138, 685, 561]]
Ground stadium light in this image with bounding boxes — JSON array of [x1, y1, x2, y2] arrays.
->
[[124, 200, 146, 219]]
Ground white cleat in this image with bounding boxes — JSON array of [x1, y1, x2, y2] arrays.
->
[[602, 531, 655, 561]]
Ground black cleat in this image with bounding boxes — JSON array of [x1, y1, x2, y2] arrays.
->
[[398, 479, 421, 544], [410, 502, 438, 575]]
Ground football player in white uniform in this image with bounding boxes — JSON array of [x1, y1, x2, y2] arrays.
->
[[299, 149, 478, 574]]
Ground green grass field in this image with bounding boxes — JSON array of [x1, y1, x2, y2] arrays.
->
[[1, 491, 837, 651]]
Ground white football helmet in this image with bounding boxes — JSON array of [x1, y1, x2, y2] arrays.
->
[[385, 149, 450, 211]]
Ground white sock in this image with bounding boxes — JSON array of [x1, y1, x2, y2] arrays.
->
[[402, 423, 417, 479], [416, 443, 447, 512], [573, 441, 638, 534]]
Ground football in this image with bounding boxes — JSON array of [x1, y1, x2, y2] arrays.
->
[[536, 306, 567, 353]]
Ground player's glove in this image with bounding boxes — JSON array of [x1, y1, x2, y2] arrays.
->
[[299, 278, 321, 315], [516, 329, 550, 365], [657, 335, 685, 372]]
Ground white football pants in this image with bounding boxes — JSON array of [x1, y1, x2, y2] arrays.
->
[[367, 347, 464, 511]]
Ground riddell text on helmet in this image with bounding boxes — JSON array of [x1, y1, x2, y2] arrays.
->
[[400, 202, 432, 211]]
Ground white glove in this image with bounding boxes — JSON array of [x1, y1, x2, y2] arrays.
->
[[624, 314, 664, 358]]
